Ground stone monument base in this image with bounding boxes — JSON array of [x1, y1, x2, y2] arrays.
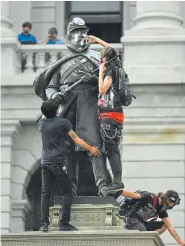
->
[[2, 196, 164, 246], [49, 196, 124, 229], [1, 230, 164, 246]]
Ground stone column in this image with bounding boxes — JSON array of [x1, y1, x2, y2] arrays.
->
[[1, 1, 15, 38], [1, 120, 21, 233], [121, 1, 185, 84], [123, 1, 131, 34], [1, 1, 18, 77], [55, 1, 66, 40]]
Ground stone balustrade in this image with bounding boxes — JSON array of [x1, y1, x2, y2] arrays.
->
[[16, 43, 123, 73]]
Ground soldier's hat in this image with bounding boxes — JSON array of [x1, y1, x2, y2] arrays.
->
[[67, 17, 89, 37]]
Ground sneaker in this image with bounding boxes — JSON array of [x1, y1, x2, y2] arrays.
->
[[59, 223, 78, 231], [101, 182, 124, 196], [41, 223, 48, 232]]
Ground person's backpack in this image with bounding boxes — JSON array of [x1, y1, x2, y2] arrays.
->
[[113, 66, 133, 107], [119, 190, 158, 221]]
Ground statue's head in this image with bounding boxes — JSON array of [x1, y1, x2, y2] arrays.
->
[[67, 17, 89, 49]]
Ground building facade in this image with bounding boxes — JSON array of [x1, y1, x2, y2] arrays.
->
[[1, 1, 185, 246]]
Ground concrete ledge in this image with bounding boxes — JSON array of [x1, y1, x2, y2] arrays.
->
[[1, 230, 164, 246]]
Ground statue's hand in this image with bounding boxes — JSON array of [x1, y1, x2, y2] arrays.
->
[[83, 74, 98, 84], [83, 73, 92, 83], [51, 92, 65, 103]]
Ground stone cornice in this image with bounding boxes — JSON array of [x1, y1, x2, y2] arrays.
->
[[1, 230, 164, 245], [11, 199, 31, 218], [0, 38, 19, 49], [1, 73, 36, 86], [121, 118, 185, 144], [122, 36, 185, 44], [1, 120, 21, 138], [124, 118, 185, 132]]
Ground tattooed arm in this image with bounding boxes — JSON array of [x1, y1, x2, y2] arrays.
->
[[68, 130, 101, 157]]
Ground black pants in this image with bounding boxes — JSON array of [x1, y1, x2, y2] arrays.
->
[[41, 164, 73, 226], [100, 118, 123, 182], [126, 216, 164, 231]]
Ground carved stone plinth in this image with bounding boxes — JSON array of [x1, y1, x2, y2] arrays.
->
[[49, 196, 124, 230], [1, 230, 165, 246]]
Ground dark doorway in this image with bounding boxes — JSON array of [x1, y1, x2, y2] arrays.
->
[[88, 23, 122, 43]]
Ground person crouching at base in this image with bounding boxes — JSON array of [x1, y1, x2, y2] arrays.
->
[[98, 47, 124, 196], [38, 99, 101, 232], [118, 189, 185, 246]]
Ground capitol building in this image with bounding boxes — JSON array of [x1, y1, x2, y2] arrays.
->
[[1, 1, 185, 245]]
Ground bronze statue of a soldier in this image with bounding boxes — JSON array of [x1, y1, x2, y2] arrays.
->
[[34, 17, 111, 196]]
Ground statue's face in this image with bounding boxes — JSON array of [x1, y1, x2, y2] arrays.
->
[[70, 29, 88, 48]]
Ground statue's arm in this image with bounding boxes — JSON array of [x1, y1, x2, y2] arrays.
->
[[45, 69, 60, 99]]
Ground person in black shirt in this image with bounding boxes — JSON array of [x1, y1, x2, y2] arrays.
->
[[98, 47, 124, 196], [118, 189, 185, 246], [38, 99, 101, 232]]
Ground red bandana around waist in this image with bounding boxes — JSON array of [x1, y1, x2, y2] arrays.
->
[[99, 112, 125, 124]]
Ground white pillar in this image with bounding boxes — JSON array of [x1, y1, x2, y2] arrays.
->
[[134, 2, 183, 30], [1, 1, 19, 77], [1, 120, 21, 233], [121, 1, 185, 84], [55, 1, 66, 40], [123, 1, 131, 34], [1, 1, 16, 38], [11, 200, 31, 233]]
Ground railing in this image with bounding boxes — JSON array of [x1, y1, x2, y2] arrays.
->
[[16, 43, 123, 73]]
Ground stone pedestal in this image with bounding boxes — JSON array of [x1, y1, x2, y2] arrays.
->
[[49, 196, 124, 230], [121, 1, 185, 84]]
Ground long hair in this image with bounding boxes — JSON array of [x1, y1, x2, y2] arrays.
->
[[100, 47, 121, 69]]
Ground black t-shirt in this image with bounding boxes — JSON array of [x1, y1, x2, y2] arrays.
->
[[129, 192, 168, 220], [38, 117, 73, 163], [98, 66, 122, 112], [104, 66, 117, 82]]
